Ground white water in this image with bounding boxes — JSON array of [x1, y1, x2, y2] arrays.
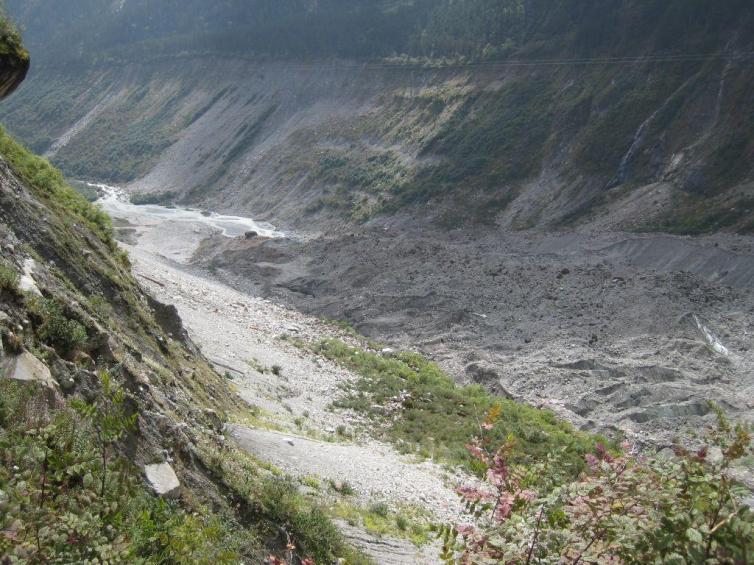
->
[[692, 314, 730, 357], [91, 182, 283, 239]]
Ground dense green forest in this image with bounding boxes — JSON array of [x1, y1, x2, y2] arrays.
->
[[9, 0, 754, 64]]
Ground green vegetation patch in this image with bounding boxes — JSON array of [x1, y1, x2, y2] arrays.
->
[[0, 376, 253, 563], [649, 193, 754, 235], [0, 126, 115, 249], [332, 501, 431, 547], [0, 260, 19, 295], [388, 78, 555, 220], [130, 191, 179, 205], [312, 339, 600, 474], [0, 9, 27, 58], [28, 297, 89, 355], [197, 440, 372, 565]]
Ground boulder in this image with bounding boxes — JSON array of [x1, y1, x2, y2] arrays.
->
[[244, 230, 259, 239], [144, 463, 181, 499], [2, 351, 56, 388], [465, 361, 513, 399], [18, 273, 41, 296], [707, 446, 724, 465], [19, 258, 42, 296], [146, 295, 192, 348]]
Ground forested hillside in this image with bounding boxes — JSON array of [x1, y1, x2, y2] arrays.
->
[[11, 0, 754, 63], [2, 0, 753, 233]]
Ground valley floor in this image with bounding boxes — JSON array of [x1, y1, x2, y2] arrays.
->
[[121, 233, 460, 564], [189, 224, 754, 453], [103, 190, 754, 558]]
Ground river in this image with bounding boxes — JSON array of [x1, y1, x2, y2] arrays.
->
[[91, 182, 283, 239]]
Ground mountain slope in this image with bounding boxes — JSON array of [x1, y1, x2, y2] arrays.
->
[[2, 0, 753, 234], [0, 24, 373, 562]]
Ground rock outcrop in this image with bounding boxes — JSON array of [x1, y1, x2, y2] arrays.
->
[[0, 51, 28, 100], [144, 463, 181, 499], [2, 350, 56, 388]]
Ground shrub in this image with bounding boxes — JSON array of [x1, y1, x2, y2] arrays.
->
[[31, 297, 88, 354], [329, 479, 356, 496], [0, 9, 25, 58], [0, 261, 19, 295], [370, 502, 390, 518], [440, 405, 754, 563], [396, 515, 409, 531]]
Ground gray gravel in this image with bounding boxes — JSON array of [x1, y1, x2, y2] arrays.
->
[[113, 211, 469, 563]]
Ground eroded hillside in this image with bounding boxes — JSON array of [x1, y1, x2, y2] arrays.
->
[[1, 0, 753, 234], [0, 31, 375, 563]]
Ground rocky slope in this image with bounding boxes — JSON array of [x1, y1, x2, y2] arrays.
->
[[190, 225, 754, 451], [0, 38, 380, 563], [1, 1, 753, 234]]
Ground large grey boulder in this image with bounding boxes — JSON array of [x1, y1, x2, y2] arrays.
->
[[2, 351, 56, 388], [18, 258, 42, 296], [144, 463, 181, 499], [465, 361, 513, 399]]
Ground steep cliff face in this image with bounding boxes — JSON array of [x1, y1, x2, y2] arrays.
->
[[1, 1, 752, 235], [0, 35, 364, 563], [0, 46, 254, 560], [0, 53, 28, 99]]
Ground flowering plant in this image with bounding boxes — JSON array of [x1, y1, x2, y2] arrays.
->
[[441, 404, 754, 563]]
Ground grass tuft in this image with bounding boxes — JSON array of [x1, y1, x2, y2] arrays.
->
[[0, 126, 115, 249], [0, 261, 19, 295]]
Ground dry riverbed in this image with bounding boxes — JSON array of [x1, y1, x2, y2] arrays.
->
[[109, 204, 464, 563]]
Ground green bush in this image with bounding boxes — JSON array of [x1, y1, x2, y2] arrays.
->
[[0, 8, 26, 58], [369, 502, 390, 518], [442, 406, 754, 563], [0, 261, 19, 294], [30, 297, 89, 354]]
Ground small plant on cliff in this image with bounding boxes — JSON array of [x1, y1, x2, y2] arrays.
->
[[0, 260, 19, 295], [0, 7, 25, 58], [72, 371, 137, 497], [440, 405, 754, 563], [0, 376, 139, 562], [30, 297, 88, 355]]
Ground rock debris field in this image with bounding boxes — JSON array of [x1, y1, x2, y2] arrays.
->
[[125, 239, 463, 564]]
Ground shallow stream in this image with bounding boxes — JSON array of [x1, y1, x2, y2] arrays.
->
[[92, 182, 283, 239]]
